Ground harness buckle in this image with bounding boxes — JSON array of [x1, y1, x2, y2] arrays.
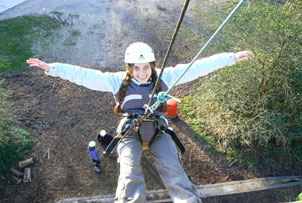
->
[[143, 103, 154, 114], [142, 142, 150, 150]]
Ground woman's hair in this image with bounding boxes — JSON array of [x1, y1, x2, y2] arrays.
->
[[114, 62, 161, 114]]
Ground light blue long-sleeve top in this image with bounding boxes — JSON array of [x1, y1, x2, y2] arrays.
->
[[47, 52, 236, 95]]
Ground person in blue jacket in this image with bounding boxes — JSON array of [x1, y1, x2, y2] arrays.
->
[[88, 141, 101, 172], [27, 42, 254, 202]]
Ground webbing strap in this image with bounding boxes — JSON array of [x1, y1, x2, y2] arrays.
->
[[104, 125, 131, 156], [160, 125, 186, 153]]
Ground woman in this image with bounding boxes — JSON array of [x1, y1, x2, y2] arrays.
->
[[27, 42, 254, 202]]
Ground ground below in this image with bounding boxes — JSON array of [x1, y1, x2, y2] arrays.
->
[[0, 69, 301, 202], [0, 0, 301, 202]]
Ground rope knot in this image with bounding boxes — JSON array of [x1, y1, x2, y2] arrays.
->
[[157, 92, 169, 103]]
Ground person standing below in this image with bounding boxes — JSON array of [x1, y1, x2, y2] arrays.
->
[[88, 141, 101, 172], [97, 130, 113, 154], [27, 42, 254, 202]]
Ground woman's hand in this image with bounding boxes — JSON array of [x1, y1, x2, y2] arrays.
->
[[234, 51, 255, 62], [26, 58, 50, 72]]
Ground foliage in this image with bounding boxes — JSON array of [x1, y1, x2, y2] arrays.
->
[[0, 15, 61, 74], [181, 0, 302, 165], [0, 15, 59, 172], [297, 192, 302, 201], [0, 82, 32, 173]]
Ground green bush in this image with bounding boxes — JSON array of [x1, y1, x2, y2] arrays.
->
[[181, 0, 302, 165], [0, 83, 31, 173], [0, 15, 62, 172]]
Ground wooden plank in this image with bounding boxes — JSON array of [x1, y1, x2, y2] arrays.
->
[[198, 176, 302, 198], [56, 176, 302, 203]]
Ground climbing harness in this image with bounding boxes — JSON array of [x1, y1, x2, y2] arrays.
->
[[105, 113, 185, 155], [133, 114, 185, 152], [104, 0, 247, 156]]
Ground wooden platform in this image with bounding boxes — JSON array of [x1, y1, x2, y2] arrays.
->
[[57, 176, 302, 202]]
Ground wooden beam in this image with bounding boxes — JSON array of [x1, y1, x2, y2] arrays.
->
[[10, 168, 23, 178], [19, 158, 34, 168], [4, 173, 22, 184], [23, 168, 31, 183]]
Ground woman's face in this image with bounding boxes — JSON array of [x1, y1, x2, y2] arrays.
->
[[132, 62, 152, 84]]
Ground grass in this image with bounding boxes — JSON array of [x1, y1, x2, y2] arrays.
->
[[0, 15, 61, 74]]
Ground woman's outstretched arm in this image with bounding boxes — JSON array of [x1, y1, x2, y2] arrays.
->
[[26, 58, 123, 94], [161, 51, 254, 88]]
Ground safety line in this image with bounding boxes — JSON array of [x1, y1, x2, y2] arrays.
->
[[165, 0, 247, 95], [106, 0, 248, 154], [146, 0, 191, 113]]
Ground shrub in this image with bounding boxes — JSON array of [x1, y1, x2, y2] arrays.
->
[[0, 83, 32, 173], [181, 0, 302, 164], [0, 15, 61, 172]]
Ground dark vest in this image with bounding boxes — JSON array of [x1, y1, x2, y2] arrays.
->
[[114, 79, 168, 115]]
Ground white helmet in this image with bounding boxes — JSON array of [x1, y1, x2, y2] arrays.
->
[[89, 141, 96, 147], [100, 130, 106, 137], [125, 42, 155, 63]]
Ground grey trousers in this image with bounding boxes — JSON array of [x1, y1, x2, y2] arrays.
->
[[114, 133, 201, 203]]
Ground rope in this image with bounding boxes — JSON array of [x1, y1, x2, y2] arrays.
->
[[165, 0, 247, 95], [145, 0, 191, 114], [106, 0, 247, 155], [147, 0, 247, 114]]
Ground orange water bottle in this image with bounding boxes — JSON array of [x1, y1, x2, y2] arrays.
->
[[166, 99, 178, 119]]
